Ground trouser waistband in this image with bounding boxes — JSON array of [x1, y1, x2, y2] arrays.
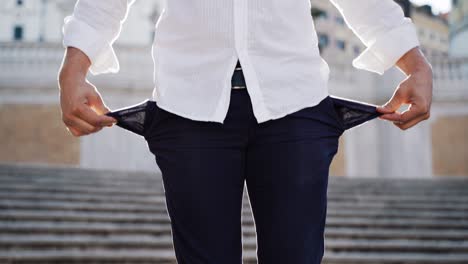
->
[[231, 60, 246, 89]]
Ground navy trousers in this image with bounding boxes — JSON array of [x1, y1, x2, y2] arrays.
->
[[146, 90, 343, 264], [105, 69, 381, 264]]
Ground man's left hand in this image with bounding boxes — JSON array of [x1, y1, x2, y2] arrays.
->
[[376, 47, 433, 130]]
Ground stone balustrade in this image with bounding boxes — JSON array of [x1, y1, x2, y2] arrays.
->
[[1, 42, 467, 102]]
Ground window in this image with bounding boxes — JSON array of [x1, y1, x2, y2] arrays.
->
[[418, 28, 425, 37], [353, 45, 360, 55], [336, 39, 346, 50], [318, 33, 329, 48], [311, 8, 328, 20], [335, 16, 345, 25], [317, 11, 328, 20], [13, 25, 23, 41]]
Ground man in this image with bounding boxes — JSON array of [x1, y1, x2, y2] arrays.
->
[[58, 0, 433, 263]]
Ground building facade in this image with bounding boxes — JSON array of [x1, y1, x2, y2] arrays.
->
[[1, 0, 467, 177], [0, 0, 162, 45], [311, 0, 450, 60], [449, 0, 468, 57]]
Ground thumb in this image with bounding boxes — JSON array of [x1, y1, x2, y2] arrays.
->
[[87, 92, 117, 126], [377, 89, 404, 114], [87, 91, 110, 114]]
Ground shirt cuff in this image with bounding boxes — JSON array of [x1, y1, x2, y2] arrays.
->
[[62, 15, 120, 75], [351, 19, 420, 75]]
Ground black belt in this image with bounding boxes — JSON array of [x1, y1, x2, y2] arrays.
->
[[231, 60, 246, 89]]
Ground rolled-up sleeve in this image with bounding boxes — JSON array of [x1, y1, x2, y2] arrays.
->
[[62, 0, 135, 75], [329, 0, 420, 75]]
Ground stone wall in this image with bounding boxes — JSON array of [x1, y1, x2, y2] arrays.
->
[[0, 103, 79, 165], [330, 136, 346, 176], [431, 115, 468, 176]]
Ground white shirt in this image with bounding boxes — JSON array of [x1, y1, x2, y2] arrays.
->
[[62, 0, 420, 124]]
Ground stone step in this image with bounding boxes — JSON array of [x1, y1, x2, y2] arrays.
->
[[328, 194, 468, 204], [2, 185, 468, 206], [2, 194, 468, 212], [0, 204, 468, 222], [2, 221, 468, 240], [0, 248, 181, 263], [3, 164, 467, 185], [3, 163, 467, 183], [2, 200, 467, 220], [0, 185, 164, 197], [0, 249, 467, 264], [3, 177, 468, 195], [2, 179, 468, 196], [324, 239, 468, 253], [0, 177, 164, 191], [0, 221, 175, 236], [1, 235, 468, 253], [327, 201, 468, 211], [324, 227, 468, 241], [0, 191, 167, 205], [2, 211, 468, 229], [0, 234, 175, 249], [2, 164, 468, 263], [0, 164, 158, 181], [325, 217, 468, 229], [323, 252, 468, 264], [326, 208, 468, 220]]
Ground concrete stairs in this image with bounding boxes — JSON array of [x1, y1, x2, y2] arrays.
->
[[0, 164, 467, 264]]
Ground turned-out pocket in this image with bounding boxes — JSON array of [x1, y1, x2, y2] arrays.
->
[[328, 95, 383, 131], [105, 99, 158, 137]]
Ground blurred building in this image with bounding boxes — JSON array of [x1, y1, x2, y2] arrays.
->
[[449, 0, 468, 57], [1, 0, 467, 177], [395, 1, 450, 58], [311, 0, 364, 59], [312, 0, 450, 60], [410, 4, 450, 58], [0, 0, 161, 45]]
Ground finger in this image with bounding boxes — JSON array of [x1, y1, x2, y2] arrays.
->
[[66, 126, 83, 137], [76, 104, 116, 127], [379, 111, 402, 122], [67, 116, 101, 135], [393, 114, 427, 130], [399, 103, 427, 123], [377, 93, 404, 115], [379, 104, 426, 123]]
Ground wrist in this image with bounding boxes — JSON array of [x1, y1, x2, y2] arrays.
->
[[59, 47, 91, 87], [396, 46, 432, 75]]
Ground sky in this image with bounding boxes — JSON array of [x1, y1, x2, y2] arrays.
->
[[410, 0, 452, 14]]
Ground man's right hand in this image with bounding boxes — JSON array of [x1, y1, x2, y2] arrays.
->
[[58, 47, 117, 137]]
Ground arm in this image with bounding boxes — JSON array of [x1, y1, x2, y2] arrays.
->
[[58, 0, 135, 137], [329, 0, 432, 130]]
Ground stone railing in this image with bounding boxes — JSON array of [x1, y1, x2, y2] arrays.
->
[[1, 42, 467, 101], [430, 56, 468, 101], [0, 42, 154, 92]]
